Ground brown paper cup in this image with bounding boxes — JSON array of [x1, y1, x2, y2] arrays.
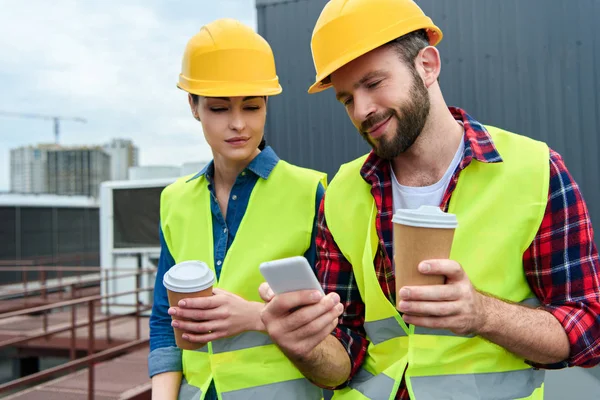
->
[[167, 286, 213, 350], [392, 206, 458, 311], [163, 260, 216, 351]]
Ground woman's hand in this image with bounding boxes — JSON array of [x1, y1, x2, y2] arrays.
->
[[168, 288, 265, 343]]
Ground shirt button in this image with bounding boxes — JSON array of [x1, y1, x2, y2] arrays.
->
[[241, 171, 246, 176], [232, 195, 238, 200], [223, 228, 228, 233], [217, 260, 222, 266]]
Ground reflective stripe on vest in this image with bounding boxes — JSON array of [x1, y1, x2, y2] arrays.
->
[[162, 160, 326, 399], [212, 331, 273, 354], [349, 369, 396, 400], [363, 299, 541, 343], [325, 126, 549, 400], [353, 297, 544, 399], [221, 378, 323, 400], [346, 367, 545, 400], [411, 368, 545, 400], [178, 377, 202, 400], [412, 327, 474, 337], [364, 316, 407, 345], [178, 375, 323, 400]]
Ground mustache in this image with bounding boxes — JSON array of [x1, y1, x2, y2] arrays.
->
[[360, 110, 395, 134]]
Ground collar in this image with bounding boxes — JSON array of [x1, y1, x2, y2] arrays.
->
[[187, 146, 280, 183], [360, 107, 502, 182]]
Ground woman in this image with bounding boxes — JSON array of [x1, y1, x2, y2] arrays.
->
[[148, 18, 327, 400]]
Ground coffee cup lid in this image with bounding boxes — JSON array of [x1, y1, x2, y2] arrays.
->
[[163, 261, 215, 293], [392, 205, 458, 229]]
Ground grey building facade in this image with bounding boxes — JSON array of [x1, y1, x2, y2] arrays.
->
[[0, 199, 100, 285], [10, 145, 57, 194], [103, 138, 139, 181], [47, 147, 111, 198], [256, 0, 600, 397]]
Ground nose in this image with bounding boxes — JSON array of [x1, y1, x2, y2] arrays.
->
[[352, 93, 377, 128], [229, 109, 246, 132]]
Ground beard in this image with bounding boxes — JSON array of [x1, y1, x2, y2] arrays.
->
[[359, 69, 430, 160]]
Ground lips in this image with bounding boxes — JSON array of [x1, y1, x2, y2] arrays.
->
[[225, 137, 249, 144], [368, 116, 392, 139]]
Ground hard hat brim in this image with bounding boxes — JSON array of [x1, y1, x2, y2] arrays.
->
[[308, 23, 443, 94], [177, 77, 282, 97]]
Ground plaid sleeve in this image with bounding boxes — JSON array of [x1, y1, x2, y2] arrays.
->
[[523, 149, 600, 368], [315, 195, 369, 385]]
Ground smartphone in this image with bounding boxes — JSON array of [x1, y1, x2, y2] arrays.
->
[[259, 256, 325, 295]]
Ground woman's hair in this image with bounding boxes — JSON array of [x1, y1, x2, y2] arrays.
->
[[191, 94, 267, 150], [258, 138, 267, 150]]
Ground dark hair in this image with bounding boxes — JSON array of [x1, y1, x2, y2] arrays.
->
[[258, 138, 267, 150], [190, 94, 267, 150], [384, 29, 430, 68]]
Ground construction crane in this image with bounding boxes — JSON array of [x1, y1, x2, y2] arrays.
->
[[0, 111, 87, 145]]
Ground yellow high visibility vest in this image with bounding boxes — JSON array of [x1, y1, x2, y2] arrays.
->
[[324, 126, 549, 400], [160, 160, 327, 400]]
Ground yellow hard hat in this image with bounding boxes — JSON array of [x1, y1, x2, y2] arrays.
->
[[308, 0, 443, 94], [178, 18, 282, 97]]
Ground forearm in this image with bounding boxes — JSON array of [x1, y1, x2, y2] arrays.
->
[[151, 371, 182, 400], [478, 294, 570, 364], [287, 334, 351, 388]]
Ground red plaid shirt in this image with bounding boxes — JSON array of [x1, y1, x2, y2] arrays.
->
[[316, 107, 600, 399]]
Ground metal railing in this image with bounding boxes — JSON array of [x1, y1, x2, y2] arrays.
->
[[0, 267, 156, 336], [0, 266, 156, 399], [0, 266, 100, 303], [0, 252, 100, 288], [0, 266, 155, 300], [0, 252, 100, 267]]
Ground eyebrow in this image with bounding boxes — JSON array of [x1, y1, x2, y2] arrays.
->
[[210, 96, 262, 102], [335, 70, 388, 102]]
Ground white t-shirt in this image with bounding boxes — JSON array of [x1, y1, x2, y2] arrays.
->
[[391, 132, 465, 211]]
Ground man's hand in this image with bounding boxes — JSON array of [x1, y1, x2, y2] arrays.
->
[[259, 282, 344, 361], [397, 259, 487, 336], [168, 288, 264, 343], [397, 259, 570, 364]]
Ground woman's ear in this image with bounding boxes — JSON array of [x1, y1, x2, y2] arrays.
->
[[188, 93, 201, 121]]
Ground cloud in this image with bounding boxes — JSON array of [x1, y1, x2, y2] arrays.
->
[[0, 0, 257, 189]]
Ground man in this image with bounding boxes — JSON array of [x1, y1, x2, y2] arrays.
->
[[259, 0, 600, 399]]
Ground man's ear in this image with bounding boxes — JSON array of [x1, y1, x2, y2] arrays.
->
[[417, 46, 441, 88]]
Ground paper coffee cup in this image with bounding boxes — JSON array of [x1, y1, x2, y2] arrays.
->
[[163, 260, 215, 350], [392, 206, 458, 309]]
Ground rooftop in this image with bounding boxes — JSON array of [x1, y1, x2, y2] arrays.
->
[[0, 193, 99, 208]]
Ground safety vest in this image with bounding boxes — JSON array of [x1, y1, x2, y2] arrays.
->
[[160, 160, 327, 400], [324, 126, 549, 400]]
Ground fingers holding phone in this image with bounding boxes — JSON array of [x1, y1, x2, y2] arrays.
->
[[258, 256, 343, 360], [258, 282, 275, 303], [261, 288, 343, 360]]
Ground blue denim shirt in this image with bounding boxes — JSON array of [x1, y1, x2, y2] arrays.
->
[[148, 147, 325, 399]]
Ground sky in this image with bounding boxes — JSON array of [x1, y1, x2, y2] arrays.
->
[[0, 0, 257, 191]]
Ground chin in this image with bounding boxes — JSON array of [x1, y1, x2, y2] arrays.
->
[[221, 146, 257, 162]]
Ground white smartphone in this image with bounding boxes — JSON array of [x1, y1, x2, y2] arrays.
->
[[259, 256, 325, 295]]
